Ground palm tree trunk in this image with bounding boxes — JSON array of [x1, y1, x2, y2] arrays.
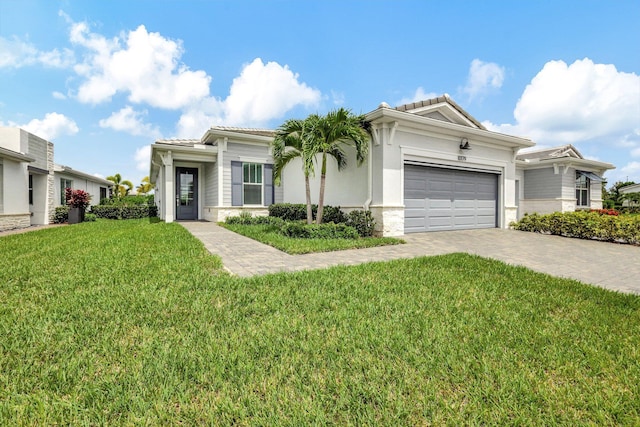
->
[[305, 174, 313, 225], [317, 152, 327, 224]]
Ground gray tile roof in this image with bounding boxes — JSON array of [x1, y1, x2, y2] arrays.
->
[[208, 125, 275, 137], [516, 144, 582, 161], [394, 95, 487, 130]]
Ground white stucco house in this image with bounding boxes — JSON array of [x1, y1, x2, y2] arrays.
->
[[149, 96, 614, 236], [619, 183, 640, 206], [0, 127, 113, 232]]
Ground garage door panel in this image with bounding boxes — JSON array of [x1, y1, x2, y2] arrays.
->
[[404, 164, 498, 233]]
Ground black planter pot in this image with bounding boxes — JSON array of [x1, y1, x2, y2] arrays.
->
[[68, 207, 85, 224]]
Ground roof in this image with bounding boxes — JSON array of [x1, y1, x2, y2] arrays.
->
[[0, 145, 35, 163], [619, 183, 640, 193], [393, 95, 487, 130], [154, 138, 200, 147], [54, 164, 114, 186], [516, 144, 615, 171], [207, 125, 275, 138]]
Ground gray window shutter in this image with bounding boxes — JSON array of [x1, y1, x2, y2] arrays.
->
[[231, 161, 242, 206], [263, 164, 274, 206]]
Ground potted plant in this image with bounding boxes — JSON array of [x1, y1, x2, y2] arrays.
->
[[65, 188, 92, 224]]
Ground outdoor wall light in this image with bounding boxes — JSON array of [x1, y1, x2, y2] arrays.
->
[[459, 138, 471, 150]]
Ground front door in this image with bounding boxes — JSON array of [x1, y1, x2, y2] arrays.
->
[[176, 167, 198, 220]]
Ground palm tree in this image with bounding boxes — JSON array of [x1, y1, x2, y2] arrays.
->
[[306, 108, 370, 224], [273, 118, 315, 224], [136, 176, 152, 195], [107, 173, 134, 198]]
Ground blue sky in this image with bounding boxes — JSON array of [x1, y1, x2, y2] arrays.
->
[[1, 0, 639, 187]]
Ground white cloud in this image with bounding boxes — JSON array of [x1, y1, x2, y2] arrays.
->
[[134, 145, 151, 172], [99, 106, 161, 138], [0, 36, 74, 69], [223, 58, 321, 126], [462, 59, 505, 100], [18, 113, 79, 140], [331, 90, 345, 106], [68, 19, 211, 108], [176, 58, 322, 136], [52, 91, 67, 100], [396, 87, 438, 106]]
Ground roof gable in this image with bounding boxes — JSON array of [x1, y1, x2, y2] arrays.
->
[[394, 95, 486, 130], [516, 144, 584, 161]]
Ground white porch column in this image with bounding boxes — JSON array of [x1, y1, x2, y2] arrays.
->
[[162, 151, 174, 222]]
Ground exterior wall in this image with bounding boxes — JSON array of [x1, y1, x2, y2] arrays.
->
[[204, 206, 269, 222], [0, 157, 30, 231], [54, 172, 110, 208], [223, 142, 274, 207], [523, 168, 561, 199], [204, 162, 217, 207], [281, 144, 368, 208]]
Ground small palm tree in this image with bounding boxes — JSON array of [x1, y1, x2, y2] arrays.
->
[[273, 119, 315, 224], [136, 176, 152, 195], [107, 173, 134, 198], [306, 108, 370, 224]]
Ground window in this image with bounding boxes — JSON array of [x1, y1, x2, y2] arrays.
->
[[100, 187, 107, 202], [243, 163, 263, 205], [60, 178, 73, 205], [231, 161, 273, 207], [576, 172, 589, 207], [29, 175, 33, 205]]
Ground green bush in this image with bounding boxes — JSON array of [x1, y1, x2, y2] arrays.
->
[[84, 213, 97, 222], [52, 206, 69, 224], [225, 215, 285, 227], [512, 211, 640, 245], [346, 209, 376, 237], [91, 205, 157, 220], [269, 203, 313, 221], [100, 195, 154, 206], [280, 222, 359, 239], [321, 205, 347, 224]]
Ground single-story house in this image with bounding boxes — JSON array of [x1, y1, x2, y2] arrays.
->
[[0, 127, 113, 232], [150, 95, 614, 236], [515, 145, 614, 215], [619, 183, 640, 206]]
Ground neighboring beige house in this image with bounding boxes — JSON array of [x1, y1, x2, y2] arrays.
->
[[149, 96, 616, 236], [515, 145, 614, 216], [0, 127, 112, 232]]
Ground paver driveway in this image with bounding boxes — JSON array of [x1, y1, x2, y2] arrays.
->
[[181, 222, 640, 295]]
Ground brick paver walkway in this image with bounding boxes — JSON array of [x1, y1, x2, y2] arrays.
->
[[181, 222, 640, 295]]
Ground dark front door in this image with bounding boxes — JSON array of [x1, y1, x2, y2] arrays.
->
[[176, 167, 198, 220]]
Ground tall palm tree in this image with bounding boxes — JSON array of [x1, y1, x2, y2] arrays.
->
[[307, 108, 370, 224], [106, 173, 134, 198], [273, 118, 315, 224], [136, 176, 152, 195]]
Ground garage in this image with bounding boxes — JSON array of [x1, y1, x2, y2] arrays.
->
[[404, 164, 498, 233]]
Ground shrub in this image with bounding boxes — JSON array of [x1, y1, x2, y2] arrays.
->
[[84, 213, 97, 222], [91, 205, 157, 220], [512, 211, 640, 245], [100, 195, 154, 206], [225, 215, 285, 227], [52, 206, 69, 224], [65, 188, 92, 209], [590, 208, 620, 216], [321, 205, 347, 224], [346, 209, 376, 237], [269, 203, 313, 221], [280, 222, 359, 239]]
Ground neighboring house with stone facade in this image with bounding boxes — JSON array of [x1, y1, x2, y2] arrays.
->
[[149, 96, 614, 236], [0, 127, 112, 232]]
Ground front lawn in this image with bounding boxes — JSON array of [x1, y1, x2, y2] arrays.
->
[[1, 220, 639, 425], [222, 222, 404, 254]]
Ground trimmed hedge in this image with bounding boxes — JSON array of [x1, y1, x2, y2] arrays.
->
[[225, 214, 285, 227], [91, 205, 158, 220], [100, 195, 155, 206], [268, 203, 375, 237], [52, 206, 69, 224], [511, 211, 640, 245], [280, 222, 359, 239]]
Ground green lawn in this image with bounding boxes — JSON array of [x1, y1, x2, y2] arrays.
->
[[221, 222, 404, 254], [1, 219, 639, 425]]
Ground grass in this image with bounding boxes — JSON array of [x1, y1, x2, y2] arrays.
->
[[221, 223, 404, 254], [1, 219, 639, 425]]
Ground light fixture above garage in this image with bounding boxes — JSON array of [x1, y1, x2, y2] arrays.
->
[[459, 138, 471, 150]]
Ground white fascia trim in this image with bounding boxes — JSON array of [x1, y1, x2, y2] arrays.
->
[[401, 145, 506, 173], [366, 107, 535, 149]]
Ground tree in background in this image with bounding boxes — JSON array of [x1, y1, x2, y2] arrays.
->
[[136, 176, 153, 195], [604, 181, 636, 208], [107, 173, 134, 198]]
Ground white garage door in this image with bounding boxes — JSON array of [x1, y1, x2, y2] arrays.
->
[[404, 164, 498, 233]]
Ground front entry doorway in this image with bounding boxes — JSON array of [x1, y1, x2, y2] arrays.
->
[[176, 167, 198, 220]]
